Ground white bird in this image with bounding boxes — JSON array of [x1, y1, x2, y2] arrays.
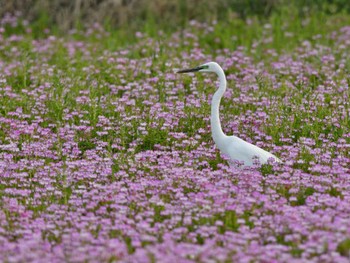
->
[[177, 62, 280, 167]]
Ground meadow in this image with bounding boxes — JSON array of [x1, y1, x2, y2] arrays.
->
[[0, 8, 350, 262]]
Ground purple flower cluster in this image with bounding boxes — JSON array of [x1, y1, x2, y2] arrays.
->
[[0, 14, 350, 262]]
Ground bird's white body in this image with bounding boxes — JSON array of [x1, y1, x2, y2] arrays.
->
[[178, 62, 280, 167], [214, 134, 280, 167]]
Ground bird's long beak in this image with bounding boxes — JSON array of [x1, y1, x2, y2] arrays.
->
[[177, 65, 205, 73]]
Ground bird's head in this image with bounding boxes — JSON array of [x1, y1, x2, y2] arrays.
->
[[177, 62, 221, 74]]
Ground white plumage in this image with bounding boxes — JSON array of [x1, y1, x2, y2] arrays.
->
[[177, 61, 280, 167]]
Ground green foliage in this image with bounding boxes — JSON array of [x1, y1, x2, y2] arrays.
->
[[4, 0, 350, 35], [223, 210, 240, 232], [337, 238, 350, 257], [242, 210, 254, 229], [261, 164, 274, 177], [135, 128, 169, 153], [328, 187, 343, 198], [276, 232, 303, 257], [43, 230, 62, 244], [208, 151, 224, 170], [276, 185, 291, 200], [78, 141, 96, 154], [292, 187, 315, 206], [124, 235, 136, 254], [216, 210, 240, 234], [152, 205, 171, 224], [293, 147, 315, 172]]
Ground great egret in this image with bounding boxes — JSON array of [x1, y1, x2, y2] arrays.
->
[[177, 62, 280, 167]]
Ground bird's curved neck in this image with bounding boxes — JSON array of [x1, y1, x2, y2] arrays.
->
[[211, 70, 227, 145]]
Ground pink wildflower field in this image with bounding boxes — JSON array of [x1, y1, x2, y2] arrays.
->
[[0, 13, 350, 262]]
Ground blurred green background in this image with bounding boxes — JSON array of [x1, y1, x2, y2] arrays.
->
[[2, 0, 350, 33]]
